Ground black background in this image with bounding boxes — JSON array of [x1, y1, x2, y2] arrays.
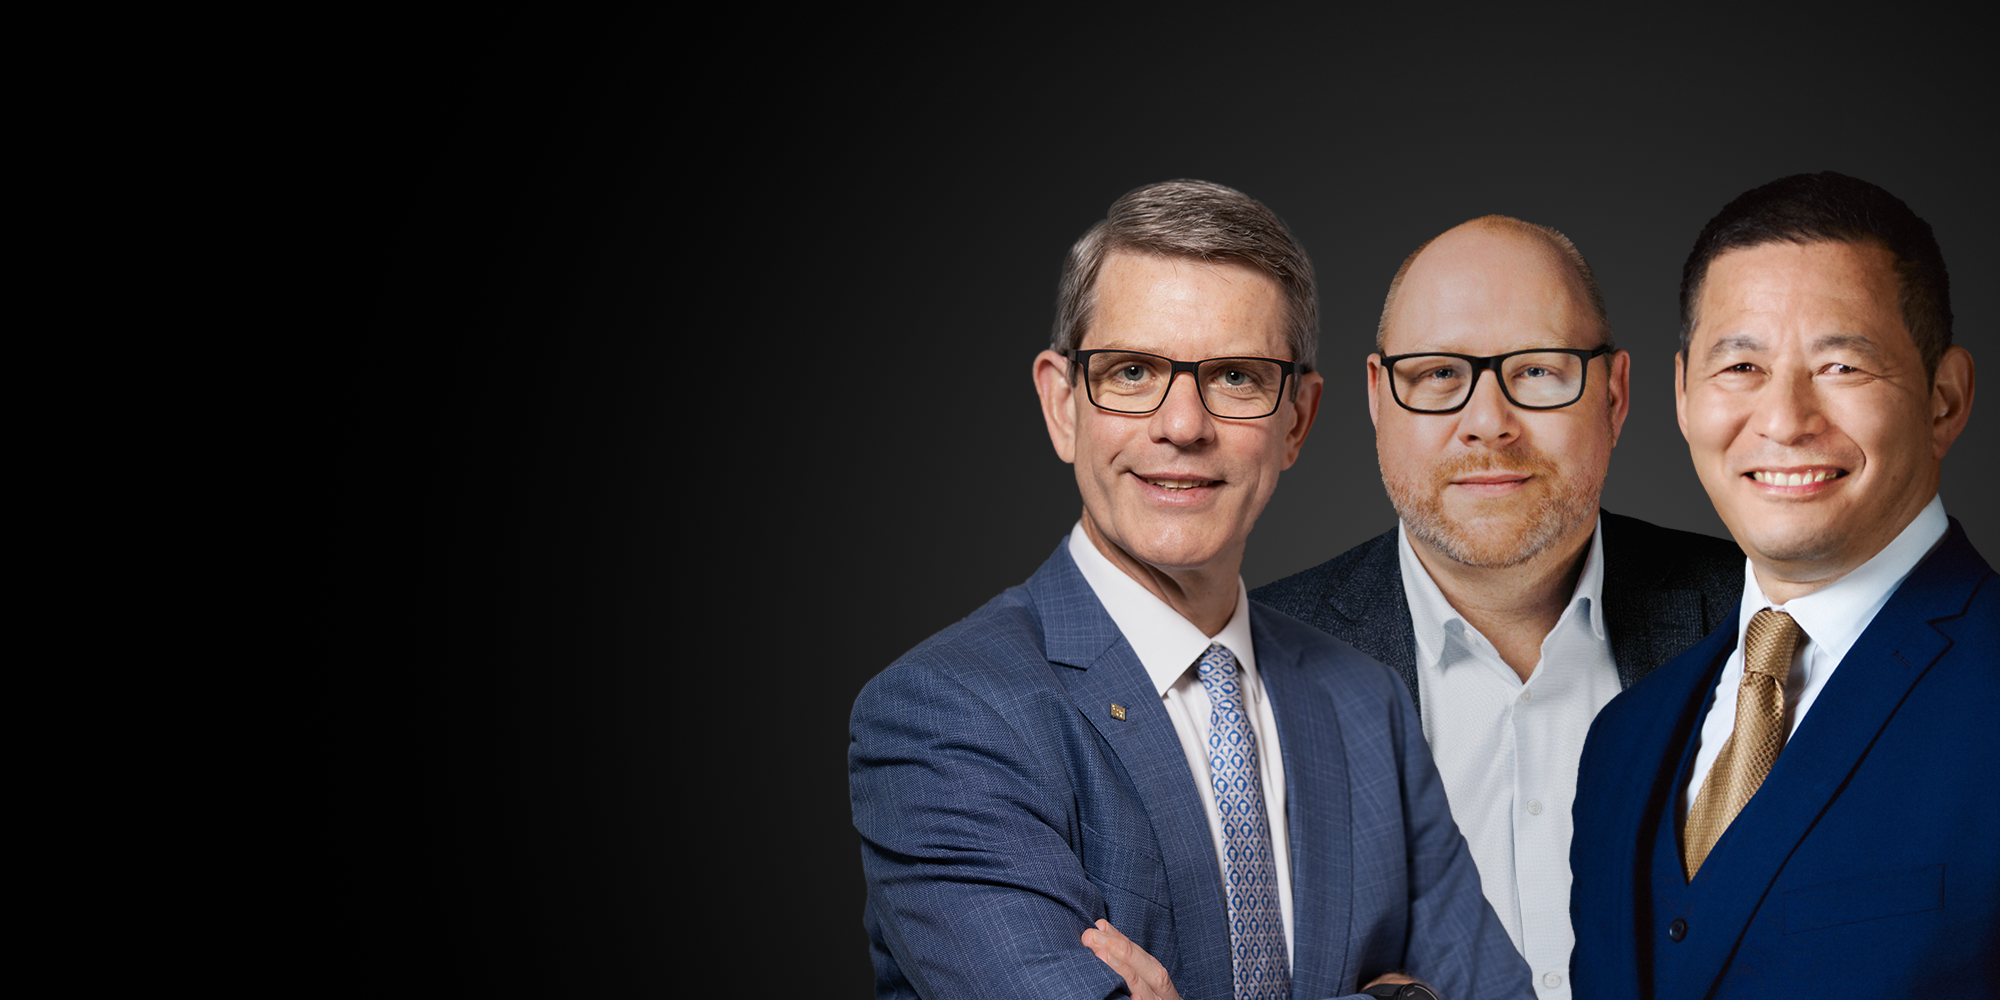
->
[[482, 15, 1994, 994]]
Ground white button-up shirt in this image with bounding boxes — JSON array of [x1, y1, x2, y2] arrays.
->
[[1067, 524, 1295, 966], [1399, 517, 1622, 999], [1682, 496, 1948, 819]]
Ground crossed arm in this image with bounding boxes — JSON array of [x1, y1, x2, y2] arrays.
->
[[852, 658, 1145, 999], [852, 640, 1523, 998], [1084, 921, 1432, 1000]]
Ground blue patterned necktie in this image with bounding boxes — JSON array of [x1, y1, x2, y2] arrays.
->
[[1197, 643, 1291, 1000]]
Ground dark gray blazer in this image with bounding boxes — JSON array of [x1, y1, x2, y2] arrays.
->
[[1251, 511, 1741, 717]]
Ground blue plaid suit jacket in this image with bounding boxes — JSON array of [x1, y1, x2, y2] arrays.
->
[[851, 543, 1530, 999]]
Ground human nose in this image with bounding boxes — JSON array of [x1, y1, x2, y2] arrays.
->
[[1454, 367, 1520, 445], [1752, 371, 1827, 445], [1149, 370, 1216, 446]]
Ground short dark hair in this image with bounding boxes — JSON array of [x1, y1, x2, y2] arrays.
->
[[1052, 179, 1318, 374], [1679, 171, 1952, 379]]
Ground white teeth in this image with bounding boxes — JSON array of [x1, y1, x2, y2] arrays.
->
[[1751, 470, 1841, 485], [1145, 478, 1210, 491]]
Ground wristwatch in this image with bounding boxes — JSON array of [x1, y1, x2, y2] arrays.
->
[[1361, 983, 1440, 1000]]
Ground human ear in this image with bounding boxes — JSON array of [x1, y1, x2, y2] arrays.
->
[[1033, 350, 1078, 464], [1605, 349, 1632, 446], [1929, 345, 1975, 460], [1674, 352, 1690, 441], [1366, 355, 1383, 430], [1280, 370, 1326, 469]]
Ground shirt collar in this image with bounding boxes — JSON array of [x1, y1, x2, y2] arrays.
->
[[1067, 522, 1259, 698], [1397, 514, 1608, 673], [1736, 494, 1949, 666]]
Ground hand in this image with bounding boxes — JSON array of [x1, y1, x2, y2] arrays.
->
[[1361, 971, 1438, 998], [1082, 919, 1183, 1000], [1363, 972, 1420, 987]]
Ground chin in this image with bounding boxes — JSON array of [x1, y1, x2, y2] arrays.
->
[[1740, 526, 1848, 569], [1395, 487, 1599, 571], [1408, 517, 1563, 569]]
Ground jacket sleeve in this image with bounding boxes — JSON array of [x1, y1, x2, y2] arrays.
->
[[851, 657, 1130, 1000], [1387, 676, 1535, 1000]]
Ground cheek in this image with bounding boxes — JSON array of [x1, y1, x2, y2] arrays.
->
[[1682, 406, 1743, 461], [1374, 417, 1436, 468]]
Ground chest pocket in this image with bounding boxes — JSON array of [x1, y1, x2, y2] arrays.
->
[[1783, 864, 1944, 934], [1079, 817, 1171, 909]]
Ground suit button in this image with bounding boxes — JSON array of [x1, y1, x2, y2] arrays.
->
[[1668, 918, 1687, 942]]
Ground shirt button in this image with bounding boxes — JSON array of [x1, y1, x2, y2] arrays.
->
[[1527, 799, 1543, 815], [1542, 972, 1563, 989], [1668, 918, 1687, 942], [1520, 688, 1533, 703]]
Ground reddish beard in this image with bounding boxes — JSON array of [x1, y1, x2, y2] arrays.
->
[[1381, 448, 1602, 569]]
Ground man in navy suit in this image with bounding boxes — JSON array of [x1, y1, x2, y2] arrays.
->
[[1569, 172, 1992, 998], [851, 181, 1529, 1000]]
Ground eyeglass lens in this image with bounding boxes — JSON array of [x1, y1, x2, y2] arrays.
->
[[1083, 352, 1287, 417], [1390, 352, 1590, 411]]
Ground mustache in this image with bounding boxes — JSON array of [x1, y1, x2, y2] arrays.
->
[[1430, 450, 1558, 483]]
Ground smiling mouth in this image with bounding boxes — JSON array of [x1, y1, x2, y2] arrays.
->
[[1142, 477, 1215, 491], [1748, 470, 1847, 486]]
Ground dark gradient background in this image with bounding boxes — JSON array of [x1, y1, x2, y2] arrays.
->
[[512, 18, 1993, 994]]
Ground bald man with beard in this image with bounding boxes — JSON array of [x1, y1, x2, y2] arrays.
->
[[1253, 217, 1741, 999]]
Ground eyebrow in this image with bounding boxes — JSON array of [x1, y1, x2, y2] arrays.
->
[[1702, 332, 1885, 362], [1810, 333, 1883, 361], [1702, 335, 1764, 361]]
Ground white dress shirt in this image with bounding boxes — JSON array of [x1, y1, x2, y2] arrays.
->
[[1067, 524, 1294, 966], [1399, 517, 1622, 999], [1682, 495, 1949, 819]]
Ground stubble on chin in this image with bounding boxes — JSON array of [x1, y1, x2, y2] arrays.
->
[[1382, 450, 1602, 570]]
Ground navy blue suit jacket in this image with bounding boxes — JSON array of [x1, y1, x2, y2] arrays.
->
[[852, 543, 1530, 999], [1570, 520, 1999, 999]]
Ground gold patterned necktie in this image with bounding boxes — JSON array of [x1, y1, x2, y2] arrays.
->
[[1683, 608, 1807, 881]]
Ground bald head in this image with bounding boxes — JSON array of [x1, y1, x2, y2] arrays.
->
[[1376, 216, 1610, 351]]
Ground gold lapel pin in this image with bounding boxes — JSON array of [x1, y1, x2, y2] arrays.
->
[[1110, 704, 1127, 721]]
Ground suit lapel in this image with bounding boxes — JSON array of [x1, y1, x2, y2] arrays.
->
[[1665, 526, 1984, 1000], [1600, 513, 1720, 689], [1323, 532, 1422, 711], [1589, 625, 1734, 1000], [1255, 607, 1353, 997], [1030, 550, 1233, 1000]]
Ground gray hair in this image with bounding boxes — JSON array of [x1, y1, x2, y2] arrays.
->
[[1051, 179, 1318, 374]]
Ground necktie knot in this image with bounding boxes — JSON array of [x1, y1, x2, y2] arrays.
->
[[1744, 608, 1806, 681], [1197, 643, 1237, 684]]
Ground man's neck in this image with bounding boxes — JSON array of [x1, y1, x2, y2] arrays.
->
[[1408, 524, 1592, 682], [1081, 517, 1240, 637]]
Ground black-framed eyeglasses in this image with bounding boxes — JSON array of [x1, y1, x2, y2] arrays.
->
[[1067, 350, 1301, 419], [1378, 345, 1612, 413]]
